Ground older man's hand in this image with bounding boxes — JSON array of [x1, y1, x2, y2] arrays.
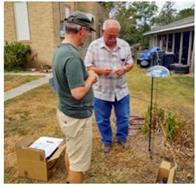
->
[[102, 67, 112, 76], [115, 67, 126, 76]]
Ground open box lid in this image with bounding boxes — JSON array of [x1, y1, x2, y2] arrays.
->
[[29, 136, 64, 158], [16, 136, 46, 161], [16, 136, 65, 162], [156, 160, 177, 183], [47, 141, 66, 162], [15, 136, 34, 148], [168, 164, 177, 183], [16, 147, 46, 162]]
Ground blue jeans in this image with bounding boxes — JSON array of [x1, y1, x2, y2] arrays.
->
[[94, 95, 130, 144]]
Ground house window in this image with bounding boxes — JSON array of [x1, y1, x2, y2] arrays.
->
[[64, 7, 70, 19], [14, 2, 30, 41]]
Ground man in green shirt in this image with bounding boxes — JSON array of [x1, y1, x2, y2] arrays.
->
[[52, 11, 97, 183]]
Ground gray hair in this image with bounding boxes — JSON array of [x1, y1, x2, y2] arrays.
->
[[102, 19, 121, 31], [65, 22, 82, 33]]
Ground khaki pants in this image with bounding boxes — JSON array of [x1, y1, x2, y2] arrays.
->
[[57, 109, 92, 172]]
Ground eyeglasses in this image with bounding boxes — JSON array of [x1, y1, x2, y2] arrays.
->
[[104, 30, 119, 38], [82, 27, 91, 33]]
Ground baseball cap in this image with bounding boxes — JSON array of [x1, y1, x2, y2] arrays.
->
[[64, 11, 96, 32]]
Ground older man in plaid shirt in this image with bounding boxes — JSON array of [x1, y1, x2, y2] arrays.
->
[[84, 19, 134, 153]]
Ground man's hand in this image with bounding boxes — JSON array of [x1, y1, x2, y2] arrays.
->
[[115, 67, 126, 76], [88, 70, 99, 83], [71, 70, 98, 100], [87, 66, 112, 76], [101, 67, 112, 76]]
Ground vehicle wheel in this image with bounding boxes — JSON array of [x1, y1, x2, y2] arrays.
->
[[169, 63, 178, 71], [140, 60, 150, 68]]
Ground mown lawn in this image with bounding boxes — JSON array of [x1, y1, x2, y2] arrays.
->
[[127, 67, 194, 120], [4, 75, 44, 91], [4, 66, 194, 183]]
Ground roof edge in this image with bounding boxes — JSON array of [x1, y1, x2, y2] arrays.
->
[[144, 23, 194, 36]]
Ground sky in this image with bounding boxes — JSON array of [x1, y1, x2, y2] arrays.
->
[[156, 0, 194, 12]]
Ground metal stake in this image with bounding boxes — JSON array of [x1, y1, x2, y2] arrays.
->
[[149, 76, 154, 158]]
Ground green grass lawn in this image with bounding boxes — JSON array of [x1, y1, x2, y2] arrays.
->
[[4, 66, 194, 183], [126, 66, 194, 121]]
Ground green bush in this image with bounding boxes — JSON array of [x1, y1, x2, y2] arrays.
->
[[4, 41, 31, 70]]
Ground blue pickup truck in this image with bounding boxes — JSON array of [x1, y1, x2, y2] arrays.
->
[[137, 47, 161, 68], [137, 47, 189, 73]]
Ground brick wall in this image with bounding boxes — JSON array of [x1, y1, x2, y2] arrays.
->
[[27, 2, 55, 66], [4, 2, 107, 65], [4, 2, 55, 66], [4, 2, 16, 42]]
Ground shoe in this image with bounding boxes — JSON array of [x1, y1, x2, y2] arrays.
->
[[102, 144, 112, 153], [117, 141, 129, 149]]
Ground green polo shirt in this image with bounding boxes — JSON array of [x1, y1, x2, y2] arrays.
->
[[52, 43, 93, 119]]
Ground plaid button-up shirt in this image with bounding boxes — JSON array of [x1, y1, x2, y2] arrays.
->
[[84, 37, 133, 102]]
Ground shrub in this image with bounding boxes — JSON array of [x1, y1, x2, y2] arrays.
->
[[141, 106, 165, 135], [165, 113, 180, 141], [142, 106, 181, 141], [4, 41, 31, 70], [141, 106, 150, 134]]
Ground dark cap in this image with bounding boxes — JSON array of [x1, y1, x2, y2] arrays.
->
[[64, 11, 95, 32]]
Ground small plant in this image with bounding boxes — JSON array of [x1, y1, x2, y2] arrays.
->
[[142, 106, 181, 141], [141, 106, 165, 134], [4, 41, 31, 70], [141, 106, 150, 134], [165, 113, 180, 141]]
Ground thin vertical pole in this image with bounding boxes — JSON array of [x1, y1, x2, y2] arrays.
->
[[149, 76, 154, 158]]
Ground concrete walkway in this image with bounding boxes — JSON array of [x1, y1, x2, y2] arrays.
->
[[4, 72, 50, 76], [4, 73, 52, 102]]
